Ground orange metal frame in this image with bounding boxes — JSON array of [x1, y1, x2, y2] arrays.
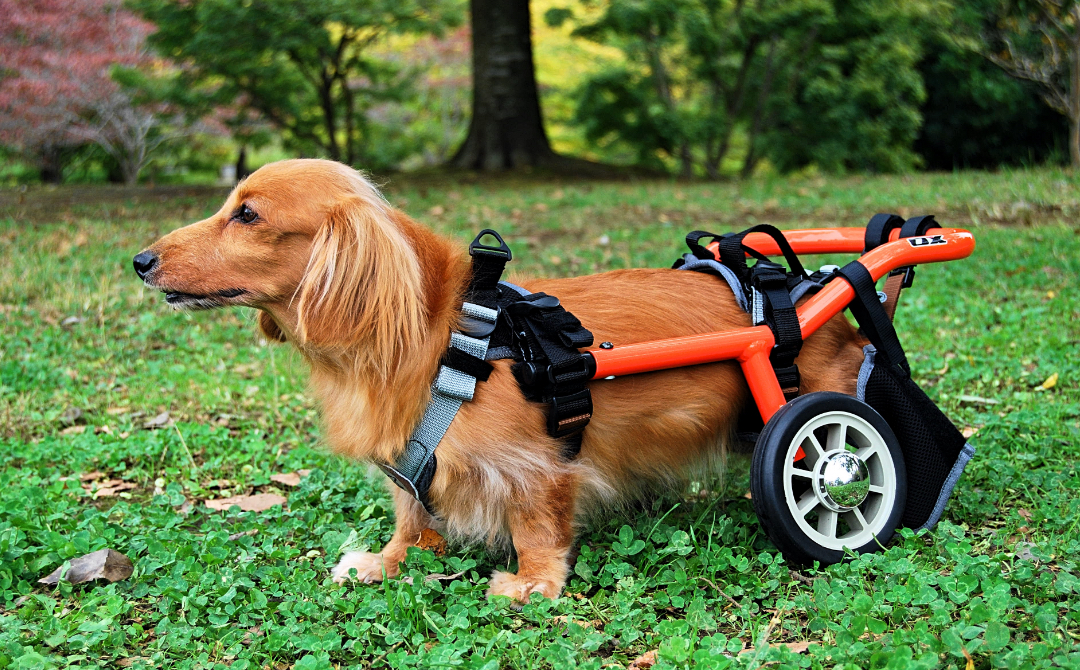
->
[[587, 226, 975, 424]]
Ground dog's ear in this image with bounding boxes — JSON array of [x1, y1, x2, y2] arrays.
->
[[258, 311, 287, 343], [294, 196, 424, 376]]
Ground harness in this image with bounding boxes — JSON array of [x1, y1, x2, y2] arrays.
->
[[674, 224, 835, 401], [378, 230, 594, 515]]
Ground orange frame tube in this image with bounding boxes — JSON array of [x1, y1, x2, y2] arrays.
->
[[588, 227, 975, 423]]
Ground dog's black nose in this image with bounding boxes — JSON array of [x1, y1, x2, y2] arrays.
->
[[133, 251, 158, 279]]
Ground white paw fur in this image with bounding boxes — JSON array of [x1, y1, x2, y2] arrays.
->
[[331, 551, 391, 584]]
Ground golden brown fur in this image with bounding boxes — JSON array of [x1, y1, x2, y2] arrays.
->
[[136, 159, 867, 603]]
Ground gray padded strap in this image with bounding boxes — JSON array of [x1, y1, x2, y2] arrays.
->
[[856, 344, 877, 401], [676, 255, 748, 311], [385, 297, 500, 501]]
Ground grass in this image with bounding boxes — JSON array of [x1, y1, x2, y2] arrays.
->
[[1, 167, 1078, 669]]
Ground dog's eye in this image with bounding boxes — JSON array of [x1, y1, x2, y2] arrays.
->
[[234, 204, 258, 225]]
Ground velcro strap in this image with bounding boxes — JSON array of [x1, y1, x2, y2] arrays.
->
[[435, 365, 477, 401], [443, 347, 493, 382]]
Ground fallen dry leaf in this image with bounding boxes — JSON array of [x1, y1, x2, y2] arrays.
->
[[59, 407, 84, 425], [204, 493, 287, 512], [961, 426, 978, 439], [228, 529, 259, 541], [743, 491, 752, 499], [61, 425, 86, 436], [106, 406, 130, 416], [39, 548, 134, 585], [741, 641, 812, 655], [428, 205, 445, 216], [1018, 508, 1032, 521], [143, 411, 171, 429], [79, 471, 105, 482], [269, 470, 310, 487], [1040, 372, 1058, 390], [84, 479, 138, 497], [416, 527, 447, 556], [628, 649, 657, 670], [116, 658, 149, 668]]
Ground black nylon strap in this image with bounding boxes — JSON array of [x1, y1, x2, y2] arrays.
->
[[900, 215, 938, 239], [468, 229, 512, 310], [835, 261, 910, 376], [751, 262, 804, 400], [863, 213, 905, 253], [442, 348, 493, 381]]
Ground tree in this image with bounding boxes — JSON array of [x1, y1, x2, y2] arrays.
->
[[560, 0, 935, 176], [763, 0, 935, 174], [451, 0, 557, 170], [983, 0, 1080, 166], [915, 3, 1065, 170], [0, 0, 173, 184], [134, 0, 460, 169]]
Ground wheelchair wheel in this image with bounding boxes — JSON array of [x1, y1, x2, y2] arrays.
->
[[750, 392, 907, 566]]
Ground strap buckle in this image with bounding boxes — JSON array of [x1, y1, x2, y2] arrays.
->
[[469, 229, 513, 260], [773, 364, 801, 401], [548, 389, 592, 439]]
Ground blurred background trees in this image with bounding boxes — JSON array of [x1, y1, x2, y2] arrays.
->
[[0, 0, 1074, 183]]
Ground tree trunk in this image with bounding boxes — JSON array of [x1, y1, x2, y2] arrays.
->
[[450, 0, 555, 170], [236, 146, 250, 180], [1071, 24, 1080, 167], [39, 146, 65, 184]]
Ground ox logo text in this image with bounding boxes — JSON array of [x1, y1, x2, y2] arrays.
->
[[908, 235, 946, 247]]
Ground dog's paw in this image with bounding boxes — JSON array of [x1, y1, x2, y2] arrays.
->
[[486, 570, 561, 606], [331, 551, 395, 585]]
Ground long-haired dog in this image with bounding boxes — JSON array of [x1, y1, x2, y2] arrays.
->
[[134, 159, 866, 603]]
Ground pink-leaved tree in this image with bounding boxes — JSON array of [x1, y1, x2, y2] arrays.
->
[[0, 0, 179, 183]]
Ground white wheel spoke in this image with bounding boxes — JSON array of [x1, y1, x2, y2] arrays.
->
[[826, 421, 847, 453], [797, 491, 818, 516], [790, 468, 813, 479], [868, 484, 885, 495], [817, 509, 838, 538], [803, 433, 826, 466], [849, 507, 869, 531], [856, 444, 880, 462]]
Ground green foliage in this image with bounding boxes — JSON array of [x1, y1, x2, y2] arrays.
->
[[557, 0, 941, 176], [1, 171, 1080, 666], [912, 0, 1068, 169], [763, 0, 936, 173], [131, 0, 462, 170]]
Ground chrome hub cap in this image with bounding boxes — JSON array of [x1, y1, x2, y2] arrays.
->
[[818, 451, 871, 511]]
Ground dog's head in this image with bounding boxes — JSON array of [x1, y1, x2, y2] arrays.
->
[[134, 159, 425, 368]]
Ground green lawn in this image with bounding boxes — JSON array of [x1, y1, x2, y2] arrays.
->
[[1, 169, 1078, 669]]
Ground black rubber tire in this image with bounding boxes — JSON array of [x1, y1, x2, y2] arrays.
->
[[750, 392, 907, 566]]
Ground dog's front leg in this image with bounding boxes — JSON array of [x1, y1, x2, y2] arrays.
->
[[332, 485, 434, 585], [487, 474, 576, 604]]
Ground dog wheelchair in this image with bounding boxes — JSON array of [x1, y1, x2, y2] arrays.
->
[[388, 215, 976, 567]]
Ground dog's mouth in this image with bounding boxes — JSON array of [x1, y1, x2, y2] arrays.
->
[[163, 287, 247, 310]]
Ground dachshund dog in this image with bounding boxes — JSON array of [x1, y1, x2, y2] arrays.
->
[[134, 159, 866, 603]]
